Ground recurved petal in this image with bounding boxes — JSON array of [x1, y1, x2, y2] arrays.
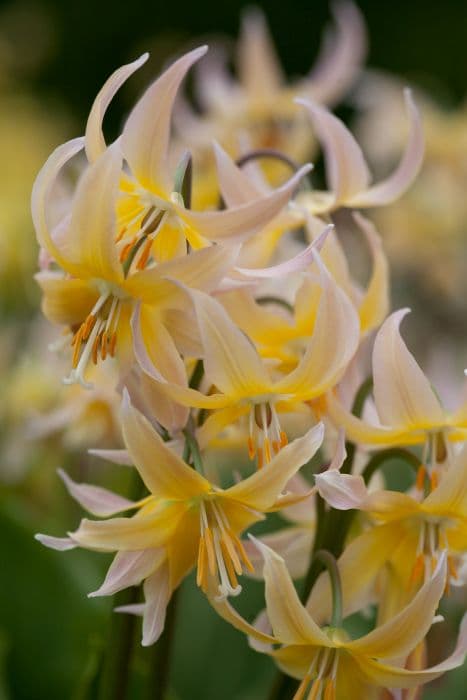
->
[[243, 527, 312, 579], [122, 46, 207, 194], [142, 562, 171, 646], [347, 553, 446, 659], [354, 213, 390, 335], [237, 7, 284, 98], [85, 53, 149, 162], [373, 309, 444, 429], [214, 141, 265, 207], [315, 471, 368, 510], [274, 253, 359, 398], [349, 89, 424, 207], [58, 469, 138, 517], [354, 612, 467, 688], [305, 1, 367, 107], [176, 164, 312, 243], [35, 272, 99, 326], [297, 98, 370, 205], [208, 589, 276, 646], [35, 534, 78, 551], [121, 391, 209, 499], [63, 143, 123, 282], [89, 548, 164, 597], [31, 137, 85, 271], [253, 537, 332, 646], [226, 423, 324, 510]]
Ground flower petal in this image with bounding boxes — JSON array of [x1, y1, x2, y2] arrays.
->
[[85, 53, 149, 162], [35, 534, 77, 551], [354, 213, 390, 334], [187, 288, 271, 396], [58, 468, 138, 517], [349, 89, 424, 207], [213, 141, 265, 208], [354, 612, 467, 688], [208, 591, 276, 646], [305, 1, 367, 106], [35, 272, 99, 326], [347, 553, 446, 659], [142, 562, 171, 646], [274, 252, 360, 398], [296, 98, 370, 206], [373, 309, 444, 429], [31, 137, 85, 271], [234, 224, 332, 279], [423, 443, 467, 517], [89, 548, 164, 597], [243, 527, 312, 579], [315, 471, 368, 510], [238, 8, 284, 99], [252, 537, 332, 646], [176, 164, 312, 243], [226, 423, 324, 510], [121, 390, 209, 499], [122, 46, 207, 194], [63, 143, 123, 281], [70, 506, 181, 552]]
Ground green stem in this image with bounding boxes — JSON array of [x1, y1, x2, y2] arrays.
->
[[235, 148, 299, 174], [313, 551, 342, 628], [173, 150, 193, 209], [362, 447, 420, 485]]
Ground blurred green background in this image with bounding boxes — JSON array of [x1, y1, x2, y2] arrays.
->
[[0, 0, 466, 698]]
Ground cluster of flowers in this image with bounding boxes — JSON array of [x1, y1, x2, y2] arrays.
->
[[33, 4, 466, 698]]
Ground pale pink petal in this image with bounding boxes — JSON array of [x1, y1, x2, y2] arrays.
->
[[85, 53, 149, 162], [297, 98, 370, 205], [354, 213, 390, 334], [234, 224, 332, 279], [115, 603, 145, 615], [237, 8, 284, 98], [58, 469, 137, 517], [122, 46, 207, 193], [31, 137, 85, 271], [349, 89, 424, 207], [35, 534, 77, 551], [243, 527, 312, 579], [315, 471, 368, 510], [214, 141, 265, 207], [373, 309, 444, 429], [90, 549, 163, 597], [142, 563, 171, 646], [177, 164, 312, 243], [306, 1, 367, 107]]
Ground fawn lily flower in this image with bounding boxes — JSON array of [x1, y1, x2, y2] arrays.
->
[[32, 139, 237, 387], [295, 88, 424, 216], [212, 542, 467, 699], [326, 309, 467, 469], [85, 44, 312, 258], [36, 395, 324, 644], [135, 252, 359, 464], [315, 443, 467, 599]]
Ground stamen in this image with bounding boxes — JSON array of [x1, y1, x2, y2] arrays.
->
[[416, 465, 426, 491]]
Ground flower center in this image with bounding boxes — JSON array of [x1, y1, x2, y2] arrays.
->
[[116, 196, 169, 273], [410, 520, 457, 590], [196, 499, 254, 599], [247, 401, 288, 468]]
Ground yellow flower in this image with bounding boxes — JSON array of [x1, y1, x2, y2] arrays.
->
[[213, 542, 467, 699], [135, 252, 359, 465], [33, 140, 238, 387], [314, 443, 467, 610], [326, 309, 467, 463], [36, 394, 324, 644], [86, 47, 311, 256]]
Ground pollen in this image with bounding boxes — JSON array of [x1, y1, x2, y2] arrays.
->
[[248, 401, 287, 469]]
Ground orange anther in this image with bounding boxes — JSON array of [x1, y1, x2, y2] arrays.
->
[[409, 554, 424, 586], [109, 332, 117, 357], [416, 465, 426, 491], [280, 431, 288, 448], [247, 437, 256, 460], [257, 447, 264, 470], [324, 678, 336, 700], [272, 440, 280, 454], [264, 437, 272, 464], [136, 237, 153, 270], [309, 679, 322, 700], [430, 471, 439, 491], [204, 527, 216, 576]]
